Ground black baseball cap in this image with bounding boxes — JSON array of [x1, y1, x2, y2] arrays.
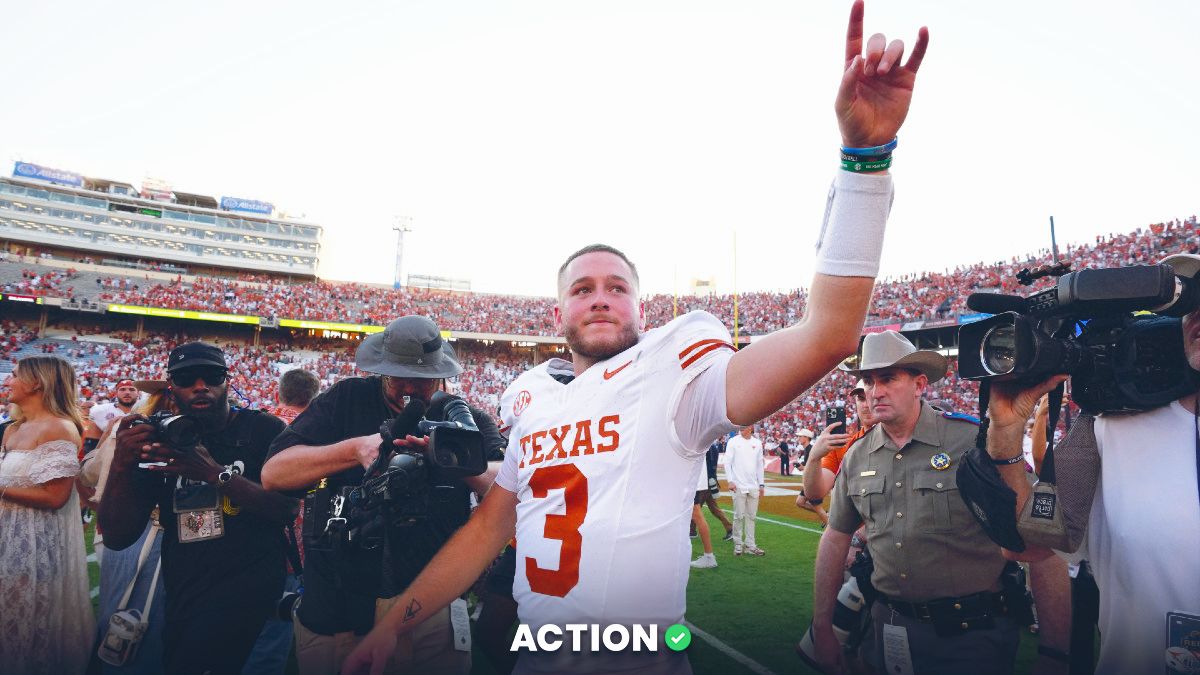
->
[[167, 342, 228, 373]]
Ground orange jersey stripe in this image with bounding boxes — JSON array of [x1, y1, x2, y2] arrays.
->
[[679, 341, 734, 370], [678, 338, 734, 361]]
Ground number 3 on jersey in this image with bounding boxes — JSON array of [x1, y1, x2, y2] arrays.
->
[[525, 465, 588, 597]]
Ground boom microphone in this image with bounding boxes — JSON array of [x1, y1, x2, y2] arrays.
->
[[967, 292, 1029, 315], [366, 398, 428, 478], [387, 398, 428, 440]]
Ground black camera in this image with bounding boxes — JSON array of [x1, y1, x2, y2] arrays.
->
[[958, 263, 1200, 413], [131, 412, 201, 468], [303, 392, 487, 551]]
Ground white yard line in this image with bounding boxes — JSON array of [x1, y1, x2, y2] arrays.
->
[[685, 621, 778, 675], [720, 508, 825, 536]]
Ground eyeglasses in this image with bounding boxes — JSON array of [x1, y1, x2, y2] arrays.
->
[[170, 368, 228, 388]]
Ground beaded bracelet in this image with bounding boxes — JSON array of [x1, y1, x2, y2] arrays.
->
[[840, 138, 898, 157], [841, 157, 892, 173]]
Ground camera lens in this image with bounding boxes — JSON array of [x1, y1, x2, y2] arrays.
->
[[980, 324, 1017, 376]]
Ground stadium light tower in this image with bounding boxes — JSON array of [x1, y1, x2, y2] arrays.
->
[[392, 216, 412, 290]]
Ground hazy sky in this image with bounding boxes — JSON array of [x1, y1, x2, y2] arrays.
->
[[2, 1, 1197, 297]]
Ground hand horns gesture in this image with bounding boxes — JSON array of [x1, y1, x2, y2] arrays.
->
[[836, 0, 930, 149]]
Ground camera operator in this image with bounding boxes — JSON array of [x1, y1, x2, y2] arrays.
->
[[983, 253, 1200, 674], [261, 315, 504, 675], [98, 343, 297, 675]]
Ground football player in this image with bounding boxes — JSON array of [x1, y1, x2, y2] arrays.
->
[[344, 2, 928, 672]]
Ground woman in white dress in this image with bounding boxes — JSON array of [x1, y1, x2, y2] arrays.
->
[[0, 354, 95, 674]]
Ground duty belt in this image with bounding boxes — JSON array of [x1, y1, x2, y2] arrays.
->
[[882, 590, 1010, 636]]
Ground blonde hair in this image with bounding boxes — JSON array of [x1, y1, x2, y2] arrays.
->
[[10, 354, 85, 434], [135, 388, 178, 417]]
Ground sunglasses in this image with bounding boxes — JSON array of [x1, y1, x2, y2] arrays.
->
[[170, 368, 228, 388]]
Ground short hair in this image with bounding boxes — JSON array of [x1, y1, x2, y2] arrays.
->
[[278, 369, 321, 408], [557, 243, 640, 291]]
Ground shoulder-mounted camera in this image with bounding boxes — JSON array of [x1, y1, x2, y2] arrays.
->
[[303, 392, 487, 551], [958, 263, 1200, 413]]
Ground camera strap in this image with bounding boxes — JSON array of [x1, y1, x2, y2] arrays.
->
[[973, 380, 992, 454], [117, 523, 163, 617], [284, 521, 304, 577], [1039, 382, 1066, 483]]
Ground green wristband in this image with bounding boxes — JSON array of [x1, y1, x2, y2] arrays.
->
[[841, 157, 893, 173]]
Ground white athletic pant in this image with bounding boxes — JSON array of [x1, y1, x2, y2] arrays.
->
[[732, 490, 759, 548]]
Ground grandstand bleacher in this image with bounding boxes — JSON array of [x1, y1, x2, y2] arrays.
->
[[2, 214, 1196, 441]]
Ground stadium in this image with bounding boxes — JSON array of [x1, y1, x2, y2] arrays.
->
[[2, 156, 1197, 674]]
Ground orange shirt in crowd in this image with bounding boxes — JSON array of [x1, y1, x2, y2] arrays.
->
[[821, 425, 872, 475]]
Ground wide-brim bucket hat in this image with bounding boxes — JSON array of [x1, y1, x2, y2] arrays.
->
[[356, 315, 463, 379]]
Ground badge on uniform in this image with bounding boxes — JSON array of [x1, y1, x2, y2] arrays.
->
[[930, 453, 952, 471], [1165, 611, 1200, 673]]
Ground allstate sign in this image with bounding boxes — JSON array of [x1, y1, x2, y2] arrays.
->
[[220, 196, 274, 215], [13, 162, 83, 188]]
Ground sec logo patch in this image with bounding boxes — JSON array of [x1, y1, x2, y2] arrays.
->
[[513, 390, 532, 416]]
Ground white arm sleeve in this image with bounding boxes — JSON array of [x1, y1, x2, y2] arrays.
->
[[813, 171, 895, 277]]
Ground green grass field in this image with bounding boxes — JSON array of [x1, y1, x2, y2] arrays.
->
[[674, 477, 1040, 675], [82, 477, 1047, 675]]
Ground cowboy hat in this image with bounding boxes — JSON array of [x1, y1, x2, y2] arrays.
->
[[838, 330, 948, 383], [1162, 252, 1200, 279], [133, 379, 168, 394]]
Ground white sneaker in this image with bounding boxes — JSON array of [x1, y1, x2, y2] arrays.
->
[[690, 553, 718, 569], [733, 544, 744, 556]]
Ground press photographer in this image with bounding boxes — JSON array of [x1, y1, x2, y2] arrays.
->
[[959, 254, 1200, 674], [261, 315, 504, 675], [98, 343, 297, 675]]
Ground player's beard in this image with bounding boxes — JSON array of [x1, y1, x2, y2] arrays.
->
[[565, 321, 639, 362]]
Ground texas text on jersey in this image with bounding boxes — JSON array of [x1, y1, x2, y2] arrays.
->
[[496, 311, 738, 632]]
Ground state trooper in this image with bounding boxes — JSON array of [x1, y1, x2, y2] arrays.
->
[[810, 331, 1067, 674]]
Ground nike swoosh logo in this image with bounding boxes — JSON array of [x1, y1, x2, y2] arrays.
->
[[603, 360, 632, 380]]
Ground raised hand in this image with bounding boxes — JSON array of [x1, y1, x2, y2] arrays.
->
[[835, 0, 930, 148]]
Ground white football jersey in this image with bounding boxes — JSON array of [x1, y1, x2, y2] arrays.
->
[[89, 403, 125, 432], [495, 311, 737, 630]]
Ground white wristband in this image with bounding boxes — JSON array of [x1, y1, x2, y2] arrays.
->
[[813, 171, 894, 278]]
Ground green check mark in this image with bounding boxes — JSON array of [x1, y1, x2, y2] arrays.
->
[[664, 624, 691, 651]]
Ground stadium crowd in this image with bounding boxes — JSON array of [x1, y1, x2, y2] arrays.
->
[[1, 215, 1191, 448], [5, 216, 1196, 338]]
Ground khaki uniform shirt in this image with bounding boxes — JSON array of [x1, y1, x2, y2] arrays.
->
[[828, 402, 1007, 602]]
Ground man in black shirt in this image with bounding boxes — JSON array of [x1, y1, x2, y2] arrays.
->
[[778, 438, 792, 476], [262, 315, 503, 675], [99, 343, 297, 675]]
